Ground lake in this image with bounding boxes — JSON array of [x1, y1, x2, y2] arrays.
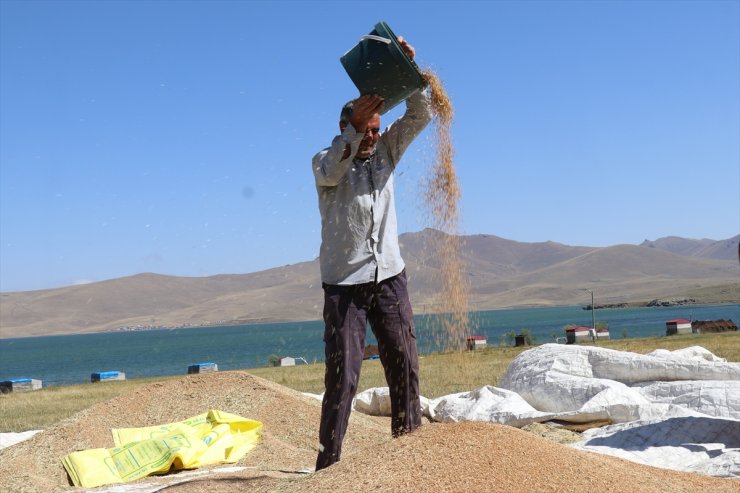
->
[[1, 304, 737, 387]]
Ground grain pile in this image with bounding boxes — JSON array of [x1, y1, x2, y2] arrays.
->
[[1, 374, 736, 492], [421, 69, 471, 351], [285, 422, 737, 493], [0, 371, 388, 493]]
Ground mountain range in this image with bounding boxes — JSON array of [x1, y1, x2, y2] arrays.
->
[[1, 231, 738, 338]]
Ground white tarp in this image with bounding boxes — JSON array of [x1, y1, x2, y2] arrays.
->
[[572, 416, 740, 478], [425, 385, 561, 428], [0, 430, 41, 450], [350, 344, 740, 477], [350, 345, 740, 425], [497, 344, 740, 418]]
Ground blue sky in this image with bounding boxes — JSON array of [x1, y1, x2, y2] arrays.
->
[[1, 0, 738, 292]]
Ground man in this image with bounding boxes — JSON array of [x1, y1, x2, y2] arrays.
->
[[311, 36, 432, 471]]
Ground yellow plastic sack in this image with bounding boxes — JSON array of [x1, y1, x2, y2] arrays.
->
[[62, 409, 263, 488]]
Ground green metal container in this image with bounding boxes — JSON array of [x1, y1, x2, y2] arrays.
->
[[340, 21, 427, 114]]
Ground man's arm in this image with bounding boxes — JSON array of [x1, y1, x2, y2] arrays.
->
[[381, 88, 433, 166], [312, 126, 361, 187], [380, 36, 433, 165], [313, 94, 385, 187]]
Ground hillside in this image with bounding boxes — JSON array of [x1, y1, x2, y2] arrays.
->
[[1, 231, 738, 338], [640, 234, 739, 261]]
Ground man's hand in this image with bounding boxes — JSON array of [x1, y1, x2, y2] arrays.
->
[[349, 94, 384, 132], [397, 36, 415, 60]]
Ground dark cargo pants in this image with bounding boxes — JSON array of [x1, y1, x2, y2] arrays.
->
[[315, 270, 421, 471]]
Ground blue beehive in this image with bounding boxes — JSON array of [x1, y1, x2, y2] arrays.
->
[[91, 371, 126, 383], [188, 362, 218, 374]]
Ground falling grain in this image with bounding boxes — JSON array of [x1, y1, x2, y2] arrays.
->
[[421, 69, 471, 352]]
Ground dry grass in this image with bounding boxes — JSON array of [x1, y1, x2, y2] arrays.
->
[[2, 333, 736, 433], [0, 377, 178, 432], [246, 346, 526, 399]]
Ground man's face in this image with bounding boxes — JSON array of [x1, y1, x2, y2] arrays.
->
[[355, 113, 381, 159]]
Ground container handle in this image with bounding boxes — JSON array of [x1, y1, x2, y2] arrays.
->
[[361, 34, 392, 45]]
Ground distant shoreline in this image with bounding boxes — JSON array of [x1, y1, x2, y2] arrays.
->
[[581, 298, 705, 310], [111, 316, 283, 333], [94, 300, 740, 334], [2, 299, 737, 340]]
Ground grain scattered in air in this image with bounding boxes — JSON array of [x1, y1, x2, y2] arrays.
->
[[421, 68, 471, 352]]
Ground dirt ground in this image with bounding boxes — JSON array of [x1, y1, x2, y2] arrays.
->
[[0, 371, 736, 493]]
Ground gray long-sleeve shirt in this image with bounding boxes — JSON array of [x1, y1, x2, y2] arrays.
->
[[313, 89, 432, 285]]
